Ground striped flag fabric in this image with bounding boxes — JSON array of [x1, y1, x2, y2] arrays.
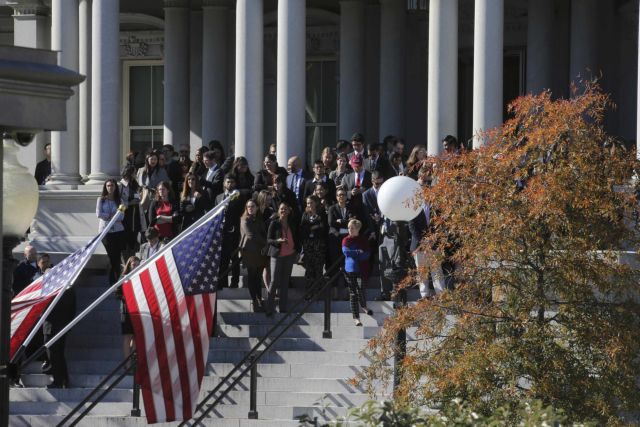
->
[[10, 235, 102, 359], [122, 209, 225, 424]]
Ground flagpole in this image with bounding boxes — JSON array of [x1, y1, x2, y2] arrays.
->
[[19, 192, 237, 369], [10, 206, 126, 364]]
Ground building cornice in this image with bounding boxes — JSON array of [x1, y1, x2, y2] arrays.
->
[[7, 1, 49, 16]]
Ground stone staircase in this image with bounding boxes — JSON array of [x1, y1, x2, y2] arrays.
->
[[10, 266, 419, 426]]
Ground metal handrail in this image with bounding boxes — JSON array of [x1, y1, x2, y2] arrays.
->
[[181, 255, 345, 426], [56, 351, 135, 426]]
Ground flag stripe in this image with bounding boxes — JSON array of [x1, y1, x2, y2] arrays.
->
[[155, 256, 192, 418], [185, 296, 206, 385], [163, 255, 201, 411], [129, 274, 166, 422], [147, 262, 183, 419], [139, 268, 176, 422]]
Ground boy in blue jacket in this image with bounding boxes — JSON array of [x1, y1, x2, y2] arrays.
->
[[342, 219, 373, 326]]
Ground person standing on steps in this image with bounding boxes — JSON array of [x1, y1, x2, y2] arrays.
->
[[342, 219, 373, 326]]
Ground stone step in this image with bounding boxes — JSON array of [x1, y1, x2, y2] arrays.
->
[[10, 388, 370, 409], [66, 337, 370, 356], [72, 298, 400, 316], [22, 361, 374, 380], [10, 397, 361, 418], [35, 349, 372, 366], [64, 311, 388, 335], [16, 375, 377, 394]]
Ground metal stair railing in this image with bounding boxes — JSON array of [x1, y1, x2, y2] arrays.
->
[[180, 255, 345, 426]]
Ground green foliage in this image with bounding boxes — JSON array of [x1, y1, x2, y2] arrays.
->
[[354, 82, 640, 425]]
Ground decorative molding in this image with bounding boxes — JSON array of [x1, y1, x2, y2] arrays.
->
[[122, 35, 149, 57], [119, 31, 164, 59], [8, 1, 49, 16]]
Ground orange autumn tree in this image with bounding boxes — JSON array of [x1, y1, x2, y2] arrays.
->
[[358, 82, 640, 424]]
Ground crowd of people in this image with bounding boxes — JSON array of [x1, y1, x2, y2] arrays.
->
[[96, 132, 462, 325], [14, 132, 461, 388]]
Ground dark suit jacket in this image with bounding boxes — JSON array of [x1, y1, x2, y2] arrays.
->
[[408, 205, 433, 252], [364, 155, 393, 180], [179, 192, 211, 230], [266, 218, 301, 256], [253, 167, 288, 192], [286, 170, 311, 208], [215, 191, 245, 237], [200, 164, 225, 202], [327, 203, 367, 237], [12, 260, 39, 294], [341, 170, 372, 193], [303, 177, 336, 203]]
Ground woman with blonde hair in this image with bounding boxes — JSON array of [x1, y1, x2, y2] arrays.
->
[[405, 144, 427, 180]]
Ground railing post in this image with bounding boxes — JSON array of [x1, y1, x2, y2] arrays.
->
[[247, 355, 258, 419], [130, 352, 141, 417], [322, 282, 332, 339], [393, 287, 407, 394]]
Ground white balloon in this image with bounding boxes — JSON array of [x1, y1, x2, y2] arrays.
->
[[377, 176, 422, 221], [3, 140, 39, 237]]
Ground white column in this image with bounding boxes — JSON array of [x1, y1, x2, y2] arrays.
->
[[86, 0, 120, 185], [472, 0, 503, 148], [163, 0, 190, 147], [190, 9, 203, 150], [202, 0, 229, 146], [339, 0, 365, 139], [11, 3, 50, 175], [427, 0, 458, 156], [235, 0, 263, 172], [526, 0, 553, 95], [79, 0, 91, 178], [569, 0, 599, 83], [49, 0, 82, 186], [379, 0, 406, 141], [276, 0, 306, 167]]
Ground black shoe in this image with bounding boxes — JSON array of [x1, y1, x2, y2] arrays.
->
[[366, 309, 373, 316], [375, 293, 390, 301]]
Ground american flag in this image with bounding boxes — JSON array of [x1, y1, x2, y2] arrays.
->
[[122, 209, 225, 424], [10, 235, 101, 359]]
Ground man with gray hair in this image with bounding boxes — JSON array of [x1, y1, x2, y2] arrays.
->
[[12, 245, 39, 295]]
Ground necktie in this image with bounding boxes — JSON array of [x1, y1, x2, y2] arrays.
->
[[355, 173, 361, 187]]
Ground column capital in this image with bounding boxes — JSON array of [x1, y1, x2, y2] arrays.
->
[[9, 1, 49, 17], [164, 0, 190, 8], [202, 0, 232, 8]]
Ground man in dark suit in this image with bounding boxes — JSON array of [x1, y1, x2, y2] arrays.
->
[[341, 154, 372, 202], [200, 150, 225, 203], [303, 160, 336, 203], [13, 245, 39, 295], [286, 156, 310, 211], [362, 171, 393, 300], [162, 144, 184, 196], [215, 175, 244, 288], [34, 142, 52, 185], [347, 132, 368, 161], [364, 143, 393, 179]]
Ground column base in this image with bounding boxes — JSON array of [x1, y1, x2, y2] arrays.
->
[[85, 173, 116, 186], [47, 173, 83, 188]]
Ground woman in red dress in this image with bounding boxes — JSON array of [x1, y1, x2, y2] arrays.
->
[[148, 181, 179, 241]]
